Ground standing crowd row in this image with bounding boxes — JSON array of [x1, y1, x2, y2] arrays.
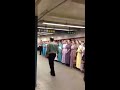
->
[[38, 39, 85, 72]]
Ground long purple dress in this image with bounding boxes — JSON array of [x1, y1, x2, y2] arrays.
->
[[62, 44, 67, 63], [70, 44, 78, 67], [65, 44, 71, 65]]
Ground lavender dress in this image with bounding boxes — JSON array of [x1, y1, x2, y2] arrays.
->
[[65, 44, 72, 65], [70, 45, 78, 67], [62, 44, 67, 63]]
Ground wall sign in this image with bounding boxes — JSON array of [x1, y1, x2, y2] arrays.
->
[[67, 31, 76, 34], [39, 29, 55, 33]]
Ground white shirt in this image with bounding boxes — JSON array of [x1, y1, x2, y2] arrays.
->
[[79, 45, 85, 56]]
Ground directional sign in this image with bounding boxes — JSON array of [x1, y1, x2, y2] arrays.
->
[[48, 30, 55, 33]]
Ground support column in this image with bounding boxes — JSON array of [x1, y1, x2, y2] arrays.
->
[[35, 16, 38, 87]]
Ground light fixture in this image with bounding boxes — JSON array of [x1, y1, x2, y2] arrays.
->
[[37, 32, 40, 34], [55, 28, 73, 31], [40, 33, 54, 35], [42, 22, 85, 28], [40, 32, 53, 34], [38, 27, 53, 29]]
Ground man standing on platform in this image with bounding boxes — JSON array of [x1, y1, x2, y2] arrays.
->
[[46, 37, 58, 76]]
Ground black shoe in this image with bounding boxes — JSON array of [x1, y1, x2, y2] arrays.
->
[[51, 73, 55, 76], [50, 72, 55, 76]]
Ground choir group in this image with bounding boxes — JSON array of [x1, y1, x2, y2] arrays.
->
[[38, 38, 85, 71]]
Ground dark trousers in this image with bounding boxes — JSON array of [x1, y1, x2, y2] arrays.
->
[[48, 53, 56, 74], [39, 46, 42, 55]]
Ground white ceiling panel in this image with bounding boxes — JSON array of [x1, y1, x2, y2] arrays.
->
[[36, 0, 85, 27]]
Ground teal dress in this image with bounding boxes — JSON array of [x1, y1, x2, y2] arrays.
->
[[42, 44, 47, 56], [58, 43, 63, 62]]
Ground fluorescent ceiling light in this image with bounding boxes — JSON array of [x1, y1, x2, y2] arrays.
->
[[38, 27, 53, 29], [37, 32, 40, 34], [42, 22, 85, 28], [55, 28, 73, 31], [40, 33, 54, 35], [40, 32, 53, 34]]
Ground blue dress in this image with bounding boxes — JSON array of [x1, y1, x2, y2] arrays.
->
[[58, 43, 63, 62], [42, 44, 47, 56]]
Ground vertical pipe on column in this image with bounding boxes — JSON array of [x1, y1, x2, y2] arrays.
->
[[35, 16, 38, 87]]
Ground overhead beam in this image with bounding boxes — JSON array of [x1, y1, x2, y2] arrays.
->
[[35, 0, 42, 7], [39, 15, 85, 26], [35, 0, 42, 16], [38, 0, 68, 21]]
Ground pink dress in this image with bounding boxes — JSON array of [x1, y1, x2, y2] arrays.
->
[[62, 44, 67, 63], [70, 45, 77, 67]]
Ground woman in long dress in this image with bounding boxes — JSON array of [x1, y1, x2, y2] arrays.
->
[[65, 40, 72, 66], [76, 42, 82, 69], [58, 40, 63, 62], [54, 41, 58, 61], [70, 40, 78, 68], [75, 39, 79, 48], [80, 42, 85, 71], [42, 42, 47, 56], [61, 40, 67, 64], [42, 42, 45, 56]]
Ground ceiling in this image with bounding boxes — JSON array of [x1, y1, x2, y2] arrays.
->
[[35, 0, 85, 36]]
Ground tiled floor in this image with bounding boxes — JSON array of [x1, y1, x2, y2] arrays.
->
[[36, 52, 85, 90]]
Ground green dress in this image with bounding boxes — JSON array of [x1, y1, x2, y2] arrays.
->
[[58, 43, 63, 62]]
